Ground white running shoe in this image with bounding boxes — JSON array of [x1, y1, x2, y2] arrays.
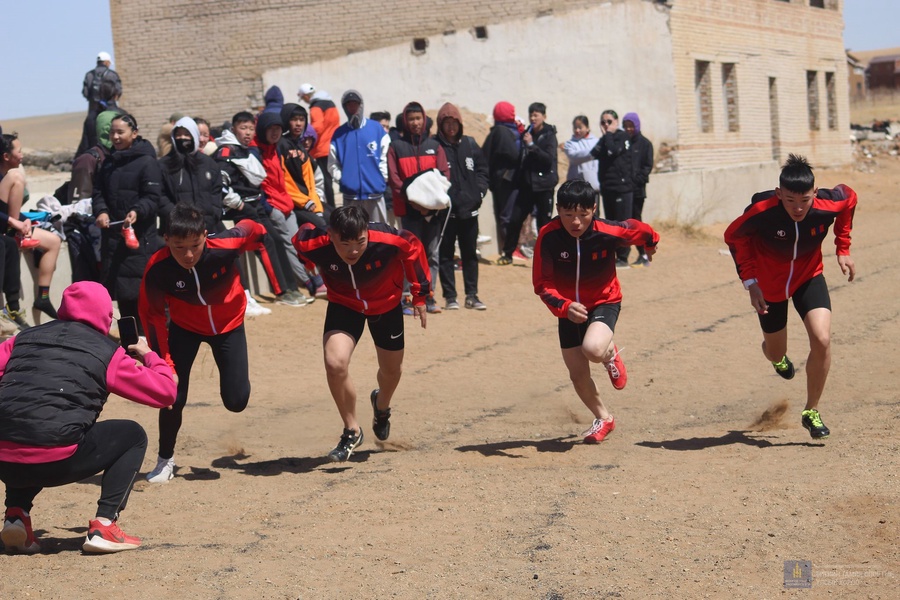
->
[[244, 296, 271, 317], [146, 456, 175, 483]]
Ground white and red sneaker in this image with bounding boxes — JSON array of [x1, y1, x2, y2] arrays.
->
[[582, 416, 616, 444], [1, 507, 41, 554], [82, 518, 141, 553], [122, 224, 139, 250], [605, 345, 627, 390]]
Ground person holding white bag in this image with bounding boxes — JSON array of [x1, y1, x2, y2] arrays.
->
[[387, 102, 450, 314]]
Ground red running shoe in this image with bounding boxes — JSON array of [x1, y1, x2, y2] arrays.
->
[[16, 234, 41, 249], [82, 518, 141, 553], [582, 416, 616, 444], [1, 507, 41, 554], [605, 345, 627, 390], [122, 225, 139, 250]]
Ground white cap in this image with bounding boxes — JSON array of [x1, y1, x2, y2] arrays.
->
[[97, 51, 112, 62], [298, 83, 315, 96]]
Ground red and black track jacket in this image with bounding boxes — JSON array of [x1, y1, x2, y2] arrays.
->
[[139, 220, 281, 369], [387, 127, 450, 217], [534, 217, 659, 317], [292, 222, 430, 315], [724, 185, 856, 302]]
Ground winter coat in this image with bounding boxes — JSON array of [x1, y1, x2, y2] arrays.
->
[[158, 117, 224, 234], [519, 124, 559, 192], [591, 129, 633, 195], [92, 137, 163, 301], [482, 123, 520, 193], [434, 103, 489, 220]]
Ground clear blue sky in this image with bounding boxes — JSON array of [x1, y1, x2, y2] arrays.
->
[[0, 0, 897, 120]]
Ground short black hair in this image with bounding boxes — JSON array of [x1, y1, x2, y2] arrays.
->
[[369, 111, 391, 122], [0, 132, 17, 157], [194, 117, 210, 129], [601, 109, 619, 121], [779, 153, 816, 193], [167, 203, 207, 239], [528, 102, 546, 115], [329, 205, 370, 240], [556, 179, 597, 210], [232, 111, 255, 127], [573, 115, 589, 128], [112, 113, 138, 131]]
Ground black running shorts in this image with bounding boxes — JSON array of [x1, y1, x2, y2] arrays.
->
[[324, 301, 405, 351], [758, 273, 831, 334], [558, 303, 621, 349]]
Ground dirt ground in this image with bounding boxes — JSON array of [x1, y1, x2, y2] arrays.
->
[[0, 115, 897, 599]]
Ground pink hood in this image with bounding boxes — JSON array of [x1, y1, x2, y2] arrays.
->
[[57, 281, 114, 334]]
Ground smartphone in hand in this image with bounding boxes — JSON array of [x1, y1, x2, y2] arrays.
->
[[117, 316, 139, 348]]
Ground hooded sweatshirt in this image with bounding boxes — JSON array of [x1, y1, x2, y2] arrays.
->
[[387, 101, 450, 217], [69, 109, 121, 201], [563, 129, 600, 192], [434, 102, 489, 219], [277, 104, 323, 213], [307, 89, 340, 160], [256, 110, 295, 214], [158, 117, 224, 234], [622, 112, 654, 200], [263, 86, 284, 113], [328, 90, 390, 201], [482, 101, 522, 192], [0, 281, 176, 463]]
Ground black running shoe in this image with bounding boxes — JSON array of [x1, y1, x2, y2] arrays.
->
[[772, 355, 795, 380], [801, 409, 830, 439], [370, 389, 391, 441], [328, 428, 363, 462]]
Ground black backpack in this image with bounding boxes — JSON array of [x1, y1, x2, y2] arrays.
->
[[88, 67, 109, 102]]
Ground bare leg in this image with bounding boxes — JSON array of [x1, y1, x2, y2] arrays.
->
[[802, 308, 832, 411], [373, 346, 404, 410], [31, 229, 60, 287], [760, 328, 788, 362], [581, 321, 616, 364], [561, 346, 611, 421], [323, 330, 359, 432]]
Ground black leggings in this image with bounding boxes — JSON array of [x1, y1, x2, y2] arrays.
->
[[157, 322, 250, 459], [0, 420, 147, 520]]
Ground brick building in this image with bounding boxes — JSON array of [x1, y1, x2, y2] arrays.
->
[[112, 0, 850, 225], [867, 55, 900, 90]]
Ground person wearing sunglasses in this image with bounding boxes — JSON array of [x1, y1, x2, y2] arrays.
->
[[590, 110, 634, 268]]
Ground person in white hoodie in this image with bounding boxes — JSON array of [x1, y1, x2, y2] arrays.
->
[[560, 115, 600, 195]]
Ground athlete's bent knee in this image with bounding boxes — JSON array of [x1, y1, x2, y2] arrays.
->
[[222, 386, 251, 413]]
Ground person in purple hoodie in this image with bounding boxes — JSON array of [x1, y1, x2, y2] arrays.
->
[[622, 112, 654, 267], [0, 281, 176, 554]]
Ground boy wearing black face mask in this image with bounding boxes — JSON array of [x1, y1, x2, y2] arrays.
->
[[158, 116, 225, 235]]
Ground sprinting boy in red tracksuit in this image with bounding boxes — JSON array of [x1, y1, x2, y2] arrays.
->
[[139, 204, 281, 482], [293, 204, 430, 463], [724, 154, 857, 439], [533, 180, 659, 444]]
